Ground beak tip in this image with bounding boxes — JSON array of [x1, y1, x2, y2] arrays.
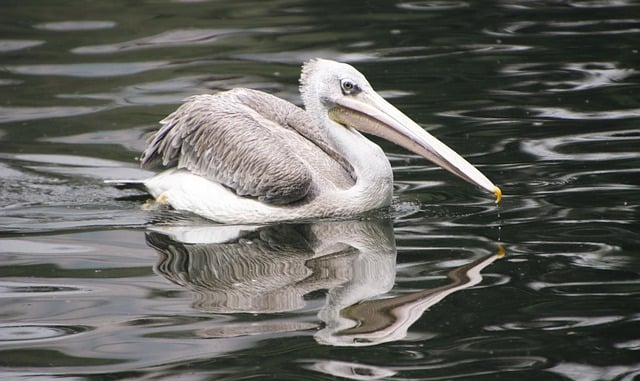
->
[[494, 186, 502, 204]]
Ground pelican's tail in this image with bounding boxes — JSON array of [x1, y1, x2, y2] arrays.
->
[[104, 179, 148, 192]]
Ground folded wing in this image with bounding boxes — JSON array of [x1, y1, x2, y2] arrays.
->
[[140, 89, 315, 204]]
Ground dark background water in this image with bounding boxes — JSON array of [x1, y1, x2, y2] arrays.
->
[[2, 0, 640, 380]]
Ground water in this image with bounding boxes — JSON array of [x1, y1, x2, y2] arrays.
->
[[1, 0, 639, 379]]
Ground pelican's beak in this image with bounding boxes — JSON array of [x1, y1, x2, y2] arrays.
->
[[330, 91, 502, 203]]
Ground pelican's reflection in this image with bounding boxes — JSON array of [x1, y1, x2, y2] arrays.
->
[[147, 219, 502, 346], [316, 244, 504, 347]]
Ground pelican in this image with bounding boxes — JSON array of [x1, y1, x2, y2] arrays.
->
[[112, 59, 501, 223]]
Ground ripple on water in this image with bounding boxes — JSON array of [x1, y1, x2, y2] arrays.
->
[[396, 356, 548, 379], [0, 153, 153, 201], [486, 315, 626, 332], [521, 128, 640, 161], [55, 73, 266, 107], [0, 40, 45, 52], [0, 281, 92, 298], [307, 360, 397, 380], [41, 127, 148, 153], [530, 107, 640, 120], [548, 362, 640, 381], [495, 61, 637, 95], [528, 279, 640, 297], [1, 239, 90, 255], [72, 28, 230, 54], [486, 16, 640, 36], [5, 61, 171, 78], [451, 335, 545, 354], [0, 105, 106, 124], [568, 0, 638, 8], [396, 1, 470, 11], [34, 21, 117, 31], [0, 154, 152, 233], [0, 324, 91, 344], [71, 27, 308, 54], [523, 245, 639, 295], [615, 339, 640, 350], [516, 240, 629, 270], [197, 321, 318, 339]]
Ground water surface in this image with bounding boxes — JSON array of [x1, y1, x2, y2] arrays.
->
[[1, 0, 639, 380]]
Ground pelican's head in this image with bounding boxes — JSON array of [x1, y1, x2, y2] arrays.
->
[[300, 59, 374, 113], [299, 58, 502, 203]]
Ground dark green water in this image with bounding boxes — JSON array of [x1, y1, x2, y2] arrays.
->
[[2, 0, 639, 379]]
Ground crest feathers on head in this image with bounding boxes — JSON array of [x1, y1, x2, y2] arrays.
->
[[299, 58, 322, 97]]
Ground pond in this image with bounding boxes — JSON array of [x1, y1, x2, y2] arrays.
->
[[2, 0, 639, 380]]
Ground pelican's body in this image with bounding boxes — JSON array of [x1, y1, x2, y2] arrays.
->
[[116, 59, 500, 223], [143, 88, 393, 222]]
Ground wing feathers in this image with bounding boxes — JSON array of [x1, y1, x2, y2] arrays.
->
[[140, 89, 313, 204]]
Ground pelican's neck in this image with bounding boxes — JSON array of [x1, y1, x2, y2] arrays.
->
[[322, 114, 393, 187], [302, 76, 393, 208]]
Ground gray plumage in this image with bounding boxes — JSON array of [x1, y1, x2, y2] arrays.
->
[[140, 88, 354, 205]]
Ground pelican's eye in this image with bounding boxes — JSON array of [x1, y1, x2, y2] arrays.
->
[[340, 79, 359, 95]]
